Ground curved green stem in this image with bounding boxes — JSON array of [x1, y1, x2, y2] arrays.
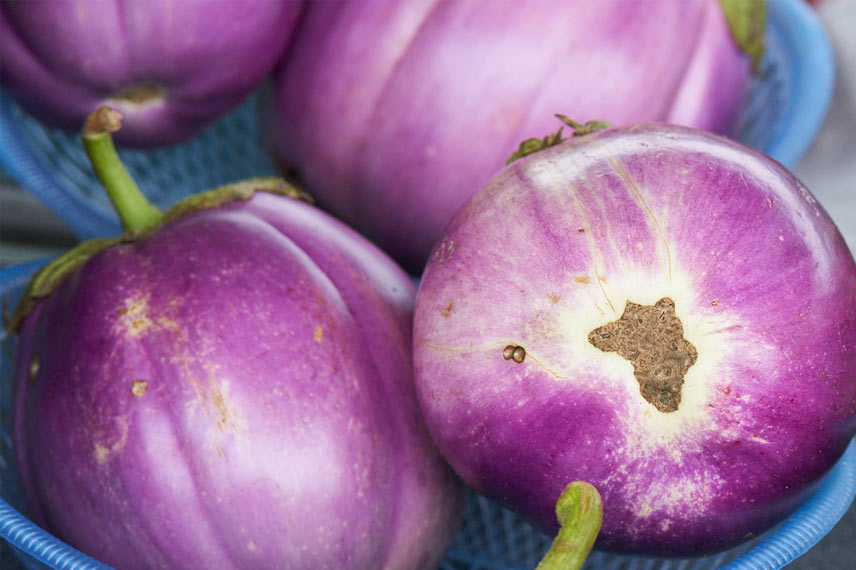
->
[[81, 106, 162, 233], [535, 481, 603, 570]]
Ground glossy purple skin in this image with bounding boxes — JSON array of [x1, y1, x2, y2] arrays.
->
[[13, 193, 464, 570], [0, 0, 302, 146], [413, 124, 856, 556], [272, 0, 750, 272]]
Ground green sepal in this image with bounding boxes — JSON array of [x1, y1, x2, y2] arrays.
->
[[148, 177, 312, 236], [720, 0, 766, 73], [6, 237, 121, 332], [555, 115, 611, 136], [6, 178, 311, 333], [506, 115, 610, 165]]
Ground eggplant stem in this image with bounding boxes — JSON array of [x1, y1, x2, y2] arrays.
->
[[535, 481, 603, 570], [82, 106, 162, 233]]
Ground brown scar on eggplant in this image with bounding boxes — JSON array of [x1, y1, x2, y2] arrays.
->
[[588, 297, 697, 413], [29, 355, 40, 383], [131, 380, 148, 398]]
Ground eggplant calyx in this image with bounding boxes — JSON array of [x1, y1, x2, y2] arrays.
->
[[7, 106, 314, 333], [5, 177, 309, 334], [535, 481, 603, 570], [6, 237, 121, 333], [719, 0, 766, 74], [158, 177, 313, 230], [506, 115, 610, 165]]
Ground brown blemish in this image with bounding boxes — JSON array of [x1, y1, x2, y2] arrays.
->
[[119, 298, 147, 316], [314, 325, 324, 342], [573, 276, 591, 284], [441, 302, 454, 317], [210, 385, 241, 434], [502, 345, 526, 364], [29, 355, 40, 383], [711, 299, 719, 306], [83, 106, 122, 135], [94, 444, 110, 463], [94, 417, 129, 464], [588, 298, 697, 413], [547, 293, 560, 304], [213, 390, 229, 431], [577, 227, 585, 233], [433, 240, 456, 264], [111, 83, 166, 105], [131, 380, 148, 398], [119, 298, 152, 334]]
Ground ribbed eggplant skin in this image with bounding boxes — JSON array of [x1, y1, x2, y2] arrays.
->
[[413, 124, 856, 556], [0, 0, 303, 146], [12, 193, 464, 570], [272, 0, 750, 272]]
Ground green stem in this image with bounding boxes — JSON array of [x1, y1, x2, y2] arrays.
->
[[535, 481, 603, 570], [81, 106, 162, 233]]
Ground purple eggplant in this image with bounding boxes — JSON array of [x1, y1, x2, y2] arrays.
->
[[271, 0, 762, 272], [413, 121, 856, 556], [0, 0, 302, 146], [10, 107, 464, 570]]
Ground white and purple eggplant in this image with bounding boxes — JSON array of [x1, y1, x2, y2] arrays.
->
[[271, 0, 763, 272], [9, 108, 464, 570], [0, 0, 302, 146], [413, 120, 856, 556]]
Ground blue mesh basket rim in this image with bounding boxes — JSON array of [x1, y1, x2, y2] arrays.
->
[[758, 0, 835, 168]]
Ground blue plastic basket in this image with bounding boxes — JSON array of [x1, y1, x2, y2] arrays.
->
[[1, 259, 855, 570], [0, 0, 835, 243]]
